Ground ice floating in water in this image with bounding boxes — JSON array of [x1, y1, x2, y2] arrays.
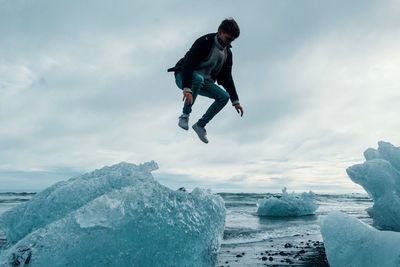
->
[[0, 162, 226, 267], [322, 141, 400, 267], [256, 187, 317, 216], [321, 211, 400, 267], [347, 141, 400, 231]]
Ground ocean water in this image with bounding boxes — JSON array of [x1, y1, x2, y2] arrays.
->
[[217, 192, 372, 266], [0, 192, 372, 266], [219, 192, 372, 245]]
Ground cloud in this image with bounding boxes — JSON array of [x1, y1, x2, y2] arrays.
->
[[0, 168, 81, 192], [0, 0, 399, 193]]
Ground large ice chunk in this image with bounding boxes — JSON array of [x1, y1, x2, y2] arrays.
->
[[0, 161, 158, 244], [256, 188, 317, 216], [346, 141, 400, 230], [321, 211, 400, 267], [0, 162, 226, 267]]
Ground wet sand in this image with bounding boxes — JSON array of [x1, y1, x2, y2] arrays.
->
[[217, 233, 329, 267]]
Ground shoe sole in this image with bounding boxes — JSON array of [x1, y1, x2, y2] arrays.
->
[[178, 118, 189, 130], [178, 123, 189, 130], [192, 124, 209, 144]]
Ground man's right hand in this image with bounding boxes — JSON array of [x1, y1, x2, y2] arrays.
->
[[183, 92, 193, 105]]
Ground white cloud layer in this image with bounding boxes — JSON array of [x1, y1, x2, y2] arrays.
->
[[1, 0, 399, 192]]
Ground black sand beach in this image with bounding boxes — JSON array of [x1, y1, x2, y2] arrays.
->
[[217, 232, 328, 267]]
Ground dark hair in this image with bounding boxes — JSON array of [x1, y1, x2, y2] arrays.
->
[[218, 18, 240, 38]]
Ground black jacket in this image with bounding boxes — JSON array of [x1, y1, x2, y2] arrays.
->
[[168, 33, 239, 103]]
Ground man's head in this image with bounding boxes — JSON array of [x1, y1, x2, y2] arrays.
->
[[217, 18, 240, 47]]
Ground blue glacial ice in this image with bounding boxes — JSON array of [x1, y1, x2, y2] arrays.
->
[[256, 187, 317, 216], [321, 211, 400, 267], [0, 161, 159, 244], [346, 141, 400, 230], [0, 162, 226, 267]]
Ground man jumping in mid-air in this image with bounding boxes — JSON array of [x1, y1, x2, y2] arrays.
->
[[168, 18, 243, 144]]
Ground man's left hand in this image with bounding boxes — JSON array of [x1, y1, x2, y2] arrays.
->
[[234, 104, 244, 117]]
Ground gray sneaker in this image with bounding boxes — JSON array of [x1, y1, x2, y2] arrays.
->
[[192, 123, 209, 144], [178, 115, 189, 130]]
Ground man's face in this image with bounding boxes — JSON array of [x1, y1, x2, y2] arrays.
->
[[217, 31, 236, 47]]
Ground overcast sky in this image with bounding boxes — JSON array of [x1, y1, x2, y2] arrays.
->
[[1, 0, 399, 193]]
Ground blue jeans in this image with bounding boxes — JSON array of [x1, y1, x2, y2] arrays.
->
[[175, 72, 229, 127]]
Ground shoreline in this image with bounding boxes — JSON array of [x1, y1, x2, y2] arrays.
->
[[218, 233, 328, 267]]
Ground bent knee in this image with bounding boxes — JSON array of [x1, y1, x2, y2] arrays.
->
[[220, 92, 230, 104]]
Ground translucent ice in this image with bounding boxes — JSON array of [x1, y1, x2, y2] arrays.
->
[[0, 161, 159, 244], [0, 162, 226, 267], [347, 141, 400, 230], [321, 211, 400, 267], [256, 188, 317, 216]]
